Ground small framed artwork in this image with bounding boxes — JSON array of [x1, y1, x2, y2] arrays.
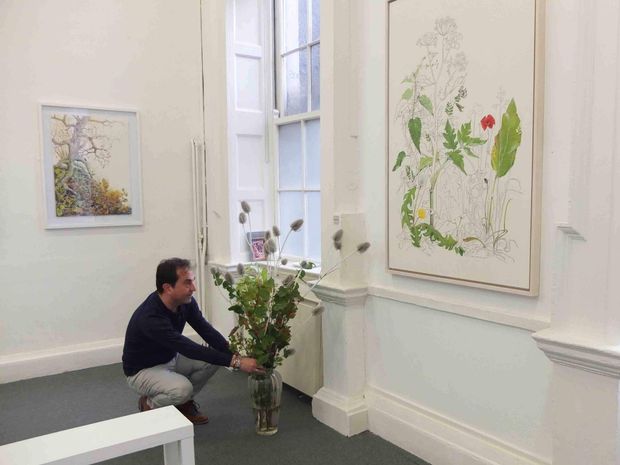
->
[[247, 232, 267, 261], [40, 103, 143, 229], [387, 0, 544, 295]]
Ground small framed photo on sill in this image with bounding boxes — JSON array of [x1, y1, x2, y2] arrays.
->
[[247, 232, 266, 261]]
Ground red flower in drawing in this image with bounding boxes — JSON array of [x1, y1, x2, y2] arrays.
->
[[480, 114, 495, 130]]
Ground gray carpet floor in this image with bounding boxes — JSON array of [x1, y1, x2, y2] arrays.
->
[[0, 364, 430, 465]]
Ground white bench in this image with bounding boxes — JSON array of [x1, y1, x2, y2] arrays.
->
[[0, 406, 195, 465]]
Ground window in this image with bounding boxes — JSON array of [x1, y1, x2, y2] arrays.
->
[[274, 0, 320, 263]]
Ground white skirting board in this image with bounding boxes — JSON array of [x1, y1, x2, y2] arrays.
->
[[365, 386, 551, 465], [0, 332, 202, 384]]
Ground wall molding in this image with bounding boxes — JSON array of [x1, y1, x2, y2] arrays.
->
[[366, 385, 550, 465], [368, 285, 550, 332], [0, 332, 201, 384], [533, 329, 620, 378], [312, 387, 368, 437]]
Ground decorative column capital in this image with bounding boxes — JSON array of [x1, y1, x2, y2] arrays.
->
[[310, 283, 368, 307], [533, 329, 620, 378]]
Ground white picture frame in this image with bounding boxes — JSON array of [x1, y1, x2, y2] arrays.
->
[[40, 103, 143, 229]]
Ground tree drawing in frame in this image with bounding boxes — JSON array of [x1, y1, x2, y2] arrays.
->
[[387, 0, 542, 294], [41, 104, 142, 228], [51, 113, 131, 217]]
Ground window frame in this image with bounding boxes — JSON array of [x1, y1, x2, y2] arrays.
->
[[271, 0, 321, 264]]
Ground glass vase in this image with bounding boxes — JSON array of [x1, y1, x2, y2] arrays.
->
[[248, 369, 283, 435]]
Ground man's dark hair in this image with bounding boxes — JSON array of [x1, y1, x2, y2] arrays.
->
[[156, 258, 191, 293]]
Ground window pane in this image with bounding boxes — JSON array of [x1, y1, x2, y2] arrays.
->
[[278, 123, 303, 189], [310, 44, 320, 111], [305, 119, 320, 189], [283, 0, 307, 52], [307, 192, 321, 261], [311, 0, 320, 41], [279, 191, 305, 257], [283, 51, 308, 116]]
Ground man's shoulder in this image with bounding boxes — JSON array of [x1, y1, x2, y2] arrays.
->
[[132, 292, 163, 317]]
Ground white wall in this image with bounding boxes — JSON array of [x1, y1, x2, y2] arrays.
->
[[0, 0, 204, 380]]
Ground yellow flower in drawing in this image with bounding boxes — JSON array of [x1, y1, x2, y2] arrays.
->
[[417, 208, 426, 220]]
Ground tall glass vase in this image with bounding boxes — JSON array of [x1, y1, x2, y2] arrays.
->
[[248, 369, 283, 435]]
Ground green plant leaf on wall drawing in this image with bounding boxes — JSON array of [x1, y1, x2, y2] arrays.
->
[[418, 95, 433, 115], [418, 156, 433, 171], [491, 99, 522, 178], [401, 186, 416, 228], [463, 147, 479, 158], [457, 122, 486, 146], [447, 150, 466, 174], [443, 120, 458, 150], [401, 88, 413, 100], [392, 151, 406, 171], [408, 118, 422, 153]]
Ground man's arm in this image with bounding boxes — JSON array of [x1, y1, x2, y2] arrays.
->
[[185, 299, 232, 354], [186, 300, 266, 374], [142, 312, 233, 367]]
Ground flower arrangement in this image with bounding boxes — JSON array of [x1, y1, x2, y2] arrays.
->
[[211, 201, 370, 370]]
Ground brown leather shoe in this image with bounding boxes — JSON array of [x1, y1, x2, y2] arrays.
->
[[176, 400, 209, 425], [138, 396, 152, 412]]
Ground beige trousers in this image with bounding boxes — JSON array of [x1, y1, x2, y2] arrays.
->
[[127, 354, 219, 408]]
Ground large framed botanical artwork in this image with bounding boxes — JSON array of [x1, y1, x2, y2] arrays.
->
[[40, 104, 143, 229], [387, 0, 544, 295]]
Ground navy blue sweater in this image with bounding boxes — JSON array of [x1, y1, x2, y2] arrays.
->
[[122, 292, 233, 376]]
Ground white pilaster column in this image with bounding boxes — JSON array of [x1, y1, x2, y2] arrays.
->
[[313, 0, 368, 436], [533, 1, 620, 463], [311, 282, 369, 436]]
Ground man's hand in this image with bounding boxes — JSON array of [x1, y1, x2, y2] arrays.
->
[[239, 357, 266, 374]]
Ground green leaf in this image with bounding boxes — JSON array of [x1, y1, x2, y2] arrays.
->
[[415, 223, 464, 256], [418, 95, 433, 115], [392, 151, 406, 171], [443, 120, 458, 150], [418, 156, 433, 171], [401, 88, 413, 100], [463, 147, 479, 158], [400, 187, 416, 228], [447, 150, 466, 174], [457, 122, 486, 147], [491, 99, 522, 178], [408, 118, 422, 153]]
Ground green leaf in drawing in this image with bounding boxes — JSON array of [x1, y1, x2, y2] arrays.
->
[[443, 120, 458, 150], [418, 156, 433, 171], [392, 151, 406, 171], [418, 95, 433, 115], [401, 88, 413, 100], [491, 99, 522, 178], [408, 118, 422, 153], [401, 187, 416, 228], [463, 147, 479, 158], [457, 122, 486, 146], [447, 150, 466, 174]]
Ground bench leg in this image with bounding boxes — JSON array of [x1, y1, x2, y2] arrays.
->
[[164, 438, 195, 465]]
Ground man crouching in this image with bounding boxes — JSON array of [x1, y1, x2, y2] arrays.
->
[[122, 258, 262, 424]]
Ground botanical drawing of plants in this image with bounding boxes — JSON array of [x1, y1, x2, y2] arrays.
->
[[392, 17, 523, 260], [50, 113, 132, 217]]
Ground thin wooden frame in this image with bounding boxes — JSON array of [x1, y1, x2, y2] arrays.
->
[[386, 0, 544, 295]]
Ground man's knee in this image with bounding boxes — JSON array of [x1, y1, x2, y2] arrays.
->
[[169, 379, 193, 405]]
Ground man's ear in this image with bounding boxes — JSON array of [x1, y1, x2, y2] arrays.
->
[[162, 283, 173, 293]]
